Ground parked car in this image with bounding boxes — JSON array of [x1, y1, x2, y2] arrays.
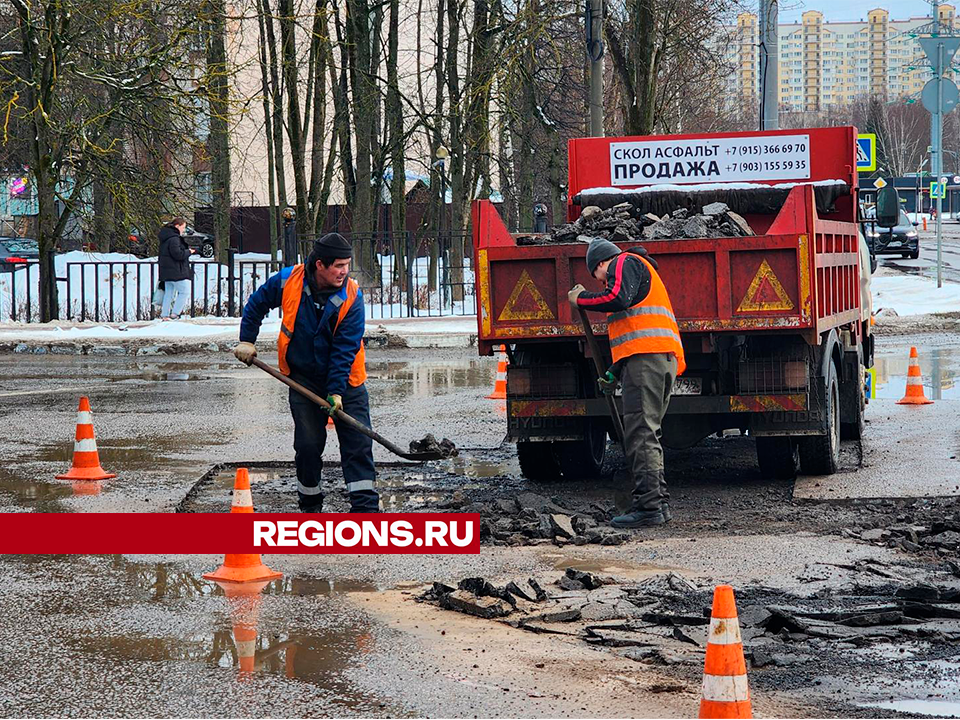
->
[[0, 237, 39, 271], [862, 209, 920, 259], [182, 226, 215, 259], [127, 225, 216, 259]]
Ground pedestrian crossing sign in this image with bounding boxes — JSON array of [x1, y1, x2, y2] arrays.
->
[[931, 181, 946, 199], [856, 134, 877, 172]]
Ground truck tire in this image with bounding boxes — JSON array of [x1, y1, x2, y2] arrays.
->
[[517, 441, 562, 482], [840, 349, 866, 441], [554, 419, 608, 479], [755, 436, 799, 480], [799, 360, 841, 475]]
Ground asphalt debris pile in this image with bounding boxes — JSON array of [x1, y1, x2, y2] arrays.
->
[[434, 491, 630, 546], [409, 433, 459, 458], [422, 571, 960, 671], [844, 507, 960, 558], [516, 201, 754, 247]]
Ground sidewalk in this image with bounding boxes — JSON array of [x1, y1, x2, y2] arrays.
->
[[0, 315, 478, 355]]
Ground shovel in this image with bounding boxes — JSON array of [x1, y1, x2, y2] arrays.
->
[[576, 307, 625, 445], [251, 357, 449, 461]]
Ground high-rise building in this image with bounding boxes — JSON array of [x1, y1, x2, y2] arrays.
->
[[723, 5, 957, 112]]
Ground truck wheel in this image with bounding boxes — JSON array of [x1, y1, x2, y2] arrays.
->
[[840, 350, 866, 441], [554, 419, 608, 479], [799, 361, 840, 475], [517, 441, 562, 482], [755, 436, 799, 480]]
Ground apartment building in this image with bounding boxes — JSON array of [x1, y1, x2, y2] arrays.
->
[[724, 5, 957, 112]]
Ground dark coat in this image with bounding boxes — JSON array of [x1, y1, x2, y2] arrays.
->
[[157, 225, 191, 282]]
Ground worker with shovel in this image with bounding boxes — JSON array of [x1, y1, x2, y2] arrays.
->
[[233, 233, 379, 513], [568, 238, 685, 529]]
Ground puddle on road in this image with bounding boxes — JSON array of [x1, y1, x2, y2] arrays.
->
[[871, 699, 960, 717], [366, 359, 494, 399], [43, 557, 390, 714], [871, 345, 960, 400], [0, 466, 74, 511]]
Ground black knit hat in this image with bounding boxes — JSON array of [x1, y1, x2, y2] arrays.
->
[[313, 232, 353, 259], [585, 237, 620, 274]]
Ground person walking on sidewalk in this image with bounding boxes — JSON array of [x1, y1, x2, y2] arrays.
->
[[568, 238, 686, 529], [157, 218, 195, 319], [232, 233, 379, 513]]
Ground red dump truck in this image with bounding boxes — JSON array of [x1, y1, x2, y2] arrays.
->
[[473, 126, 873, 481]]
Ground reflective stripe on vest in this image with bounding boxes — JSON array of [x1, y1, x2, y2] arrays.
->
[[277, 265, 367, 386], [606, 254, 686, 375]]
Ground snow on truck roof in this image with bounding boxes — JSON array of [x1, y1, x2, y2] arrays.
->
[[577, 179, 849, 197]]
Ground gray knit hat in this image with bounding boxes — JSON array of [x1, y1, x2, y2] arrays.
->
[[585, 237, 620, 274]]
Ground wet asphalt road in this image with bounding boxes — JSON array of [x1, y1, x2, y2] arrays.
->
[[881, 222, 960, 284], [1, 342, 959, 717]]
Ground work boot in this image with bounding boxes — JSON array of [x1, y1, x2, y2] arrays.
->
[[661, 502, 672, 523], [610, 507, 666, 529], [299, 502, 323, 513]]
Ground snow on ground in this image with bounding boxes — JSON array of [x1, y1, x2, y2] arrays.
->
[[0, 315, 479, 343], [872, 274, 960, 316], [0, 251, 476, 323]]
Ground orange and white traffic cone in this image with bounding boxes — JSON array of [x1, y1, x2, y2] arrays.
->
[[56, 397, 116, 481], [71, 480, 103, 496], [699, 585, 752, 719], [897, 347, 934, 405], [486, 347, 508, 400], [203, 468, 283, 584]]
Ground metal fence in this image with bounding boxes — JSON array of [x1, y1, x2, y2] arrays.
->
[[0, 231, 476, 323]]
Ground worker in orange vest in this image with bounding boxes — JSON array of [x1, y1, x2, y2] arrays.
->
[[569, 238, 686, 529], [233, 233, 378, 513]]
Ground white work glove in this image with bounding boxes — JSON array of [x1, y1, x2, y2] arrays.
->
[[568, 284, 586, 308], [233, 341, 257, 366]]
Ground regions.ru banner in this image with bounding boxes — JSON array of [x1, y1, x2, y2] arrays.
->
[[0, 513, 481, 554]]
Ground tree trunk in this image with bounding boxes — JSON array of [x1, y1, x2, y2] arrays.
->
[[386, 0, 406, 288], [206, 0, 232, 263], [256, 2, 279, 262]]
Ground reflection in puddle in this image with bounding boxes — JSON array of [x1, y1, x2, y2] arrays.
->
[[871, 346, 960, 400], [446, 453, 520, 478], [367, 359, 493, 399], [65, 559, 386, 712]]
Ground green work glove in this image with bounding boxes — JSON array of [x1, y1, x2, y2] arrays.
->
[[326, 393, 343, 416], [597, 370, 618, 396]]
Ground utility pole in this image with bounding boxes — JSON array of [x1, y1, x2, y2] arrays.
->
[[759, 0, 779, 130], [917, 0, 959, 288], [586, 0, 604, 137]]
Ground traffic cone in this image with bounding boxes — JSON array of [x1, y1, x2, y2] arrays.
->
[[56, 397, 116, 481], [699, 585, 751, 719], [203, 468, 283, 584], [486, 347, 508, 399], [897, 347, 934, 405]]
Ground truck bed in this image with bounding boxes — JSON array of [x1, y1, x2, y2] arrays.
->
[[474, 183, 860, 355]]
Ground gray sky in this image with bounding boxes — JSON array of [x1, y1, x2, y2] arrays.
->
[[777, 0, 937, 23]]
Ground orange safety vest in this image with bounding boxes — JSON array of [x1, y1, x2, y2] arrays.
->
[[277, 264, 367, 386], [606, 254, 686, 376]]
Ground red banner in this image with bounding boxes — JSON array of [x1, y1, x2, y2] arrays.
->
[[0, 513, 481, 554]]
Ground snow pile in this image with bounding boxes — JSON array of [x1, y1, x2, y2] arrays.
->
[[872, 275, 960, 316]]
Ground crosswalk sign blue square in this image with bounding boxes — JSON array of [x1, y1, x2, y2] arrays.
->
[[857, 134, 876, 172]]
